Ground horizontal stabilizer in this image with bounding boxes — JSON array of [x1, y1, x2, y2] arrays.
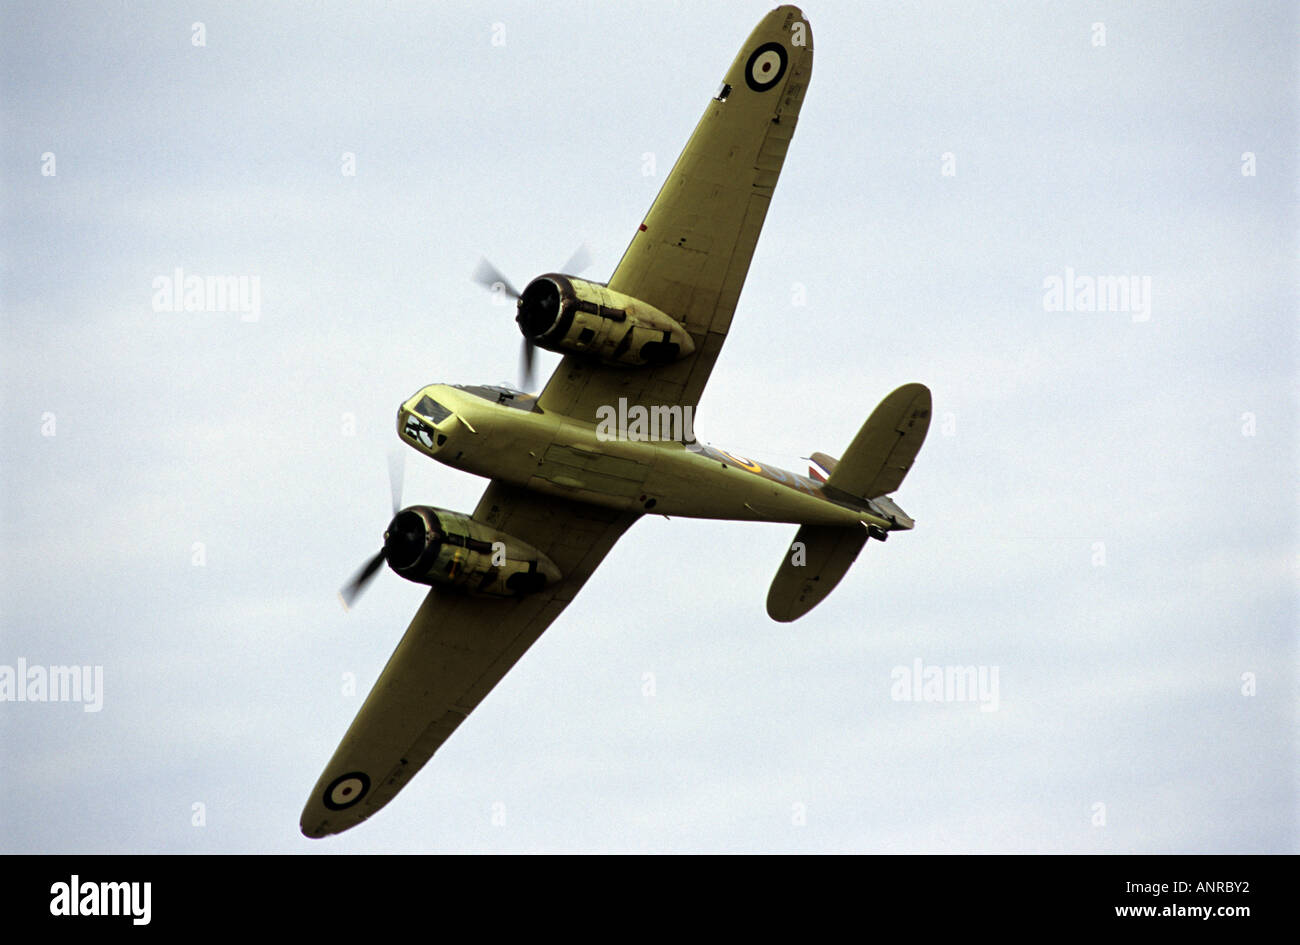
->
[[827, 383, 931, 498], [766, 523, 869, 622]]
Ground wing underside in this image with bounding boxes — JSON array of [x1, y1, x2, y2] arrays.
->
[[537, 5, 813, 424], [303, 4, 816, 839], [300, 483, 638, 838]]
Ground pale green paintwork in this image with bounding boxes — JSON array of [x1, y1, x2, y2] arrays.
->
[[399, 384, 892, 529], [299, 5, 930, 840]]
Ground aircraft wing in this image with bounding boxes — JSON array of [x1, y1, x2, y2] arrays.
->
[[537, 5, 813, 424], [300, 482, 638, 838]]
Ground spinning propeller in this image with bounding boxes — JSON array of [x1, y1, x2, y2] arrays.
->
[[338, 451, 410, 610], [472, 244, 592, 391]]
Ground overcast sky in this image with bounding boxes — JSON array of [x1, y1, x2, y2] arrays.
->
[[2, 0, 1295, 853]]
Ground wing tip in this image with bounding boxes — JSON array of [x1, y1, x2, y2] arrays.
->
[[300, 817, 330, 840]]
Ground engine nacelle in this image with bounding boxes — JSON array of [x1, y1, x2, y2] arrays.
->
[[383, 506, 562, 596], [516, 273, 695, 367]]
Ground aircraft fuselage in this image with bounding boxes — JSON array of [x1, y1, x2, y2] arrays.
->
[[398, 384, 894, 529]]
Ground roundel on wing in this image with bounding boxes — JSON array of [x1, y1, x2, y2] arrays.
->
[[323, 771, 371, 811], [744, 41, 788, 92]]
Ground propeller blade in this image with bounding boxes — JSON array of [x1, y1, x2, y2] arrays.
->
[[561, 243, 592, 276], [388, 450, 405, 516], [339, 548, 386, 611], [519, 339, 535, 391], [472, 257, 520, 301]]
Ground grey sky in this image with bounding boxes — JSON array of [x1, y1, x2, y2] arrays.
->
[[1, 0, 1295, 852]]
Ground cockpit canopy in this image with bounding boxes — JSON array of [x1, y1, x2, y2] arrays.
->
[[413, 395, 452, 425]]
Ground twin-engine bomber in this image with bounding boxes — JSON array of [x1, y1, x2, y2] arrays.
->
[[304, 5, 931, 839]]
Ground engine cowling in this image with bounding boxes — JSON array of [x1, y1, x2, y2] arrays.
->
[[516, 273, 695, 367], [383, 506, 561, 596]]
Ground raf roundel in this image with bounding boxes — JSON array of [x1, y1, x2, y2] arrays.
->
[[744, 41, 788, 92], [323, 771, 371, 811]]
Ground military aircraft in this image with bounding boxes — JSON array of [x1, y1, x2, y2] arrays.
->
[[301, 5, 930, 838]]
